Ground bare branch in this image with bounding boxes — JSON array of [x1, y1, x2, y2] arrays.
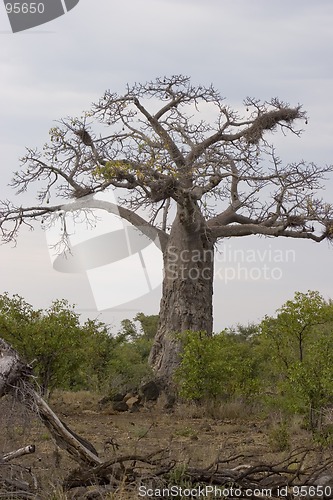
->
[[1, 75, 331, 259], [1, 445, 35, 463], [132, 97, 186, 168], [208, 222, 327, 241]]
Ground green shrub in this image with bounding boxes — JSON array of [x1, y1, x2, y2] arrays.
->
[[268, 421, 290, 452], [175, 330, 261, 402], [0, 293, 156, 396]]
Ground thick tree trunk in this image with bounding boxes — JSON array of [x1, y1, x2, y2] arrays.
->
[[149, 205, 215, 392]]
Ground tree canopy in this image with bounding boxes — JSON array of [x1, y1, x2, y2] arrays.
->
[[1, 75, 332, 245]]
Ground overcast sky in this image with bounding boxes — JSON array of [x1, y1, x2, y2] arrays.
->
[[0, 0, 332, 332]]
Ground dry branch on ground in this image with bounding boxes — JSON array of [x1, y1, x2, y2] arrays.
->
[[61, 447, 333, 498]]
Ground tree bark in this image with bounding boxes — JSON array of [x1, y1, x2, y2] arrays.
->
[[1, 445, 35, 463], [33, 392, 101, 465], [149, 204, 215, 392], [0, 339, 28, 397]]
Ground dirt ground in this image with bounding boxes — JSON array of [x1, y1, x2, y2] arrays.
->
[[0, 391, 330, 499]]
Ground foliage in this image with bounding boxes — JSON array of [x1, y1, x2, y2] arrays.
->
[[0, 294, 88, 395], [78, 318, 116, 392], [102, 313, 157, 393], [135, 312, 159, 340], [176, 292, 333, 416], [259, 291, 333, 414], [0, 293, 158, 396], [268, 421, 290, 452], [175, 329, 262, 402], [3, 287, 333, 421], [104, 339, 153, 394]]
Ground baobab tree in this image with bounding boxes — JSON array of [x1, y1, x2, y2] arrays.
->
[[1, 76, 332, 394]]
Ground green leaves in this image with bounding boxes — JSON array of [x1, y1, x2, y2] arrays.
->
[[0, 295, 157, 396], [0, 295, 85, 395], [175, 330, 261, 402], [259, 290, 333, 413], [176, 291, 333, 414]]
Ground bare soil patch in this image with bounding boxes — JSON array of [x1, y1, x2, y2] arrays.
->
[[0, 391, 330, 499]]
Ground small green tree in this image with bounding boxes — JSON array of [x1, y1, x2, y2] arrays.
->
[[0, 293, 38, 352], [35, 300, 87, 395], [259, 291, 333, 414], [117, 318, 139, 341], [97, 314, 158, 394]]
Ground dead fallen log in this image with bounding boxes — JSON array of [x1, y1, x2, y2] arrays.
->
[[1, 445, 35, 463], [0, 337, 101, 467], [32, 392, 101, 465]]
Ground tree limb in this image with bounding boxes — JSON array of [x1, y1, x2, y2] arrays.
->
[[1, 445, 35, 463]]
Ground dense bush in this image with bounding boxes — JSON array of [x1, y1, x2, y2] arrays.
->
[[101, 316, 155, 394], [0, 293, 156, 396], [175, 328, 262, 402], [175, 291, 333, 423], [0, 294, 89, 395]]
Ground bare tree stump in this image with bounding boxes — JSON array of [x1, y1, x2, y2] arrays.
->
[[0, 337, 101, 467], [0, 338, 30, 397]]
